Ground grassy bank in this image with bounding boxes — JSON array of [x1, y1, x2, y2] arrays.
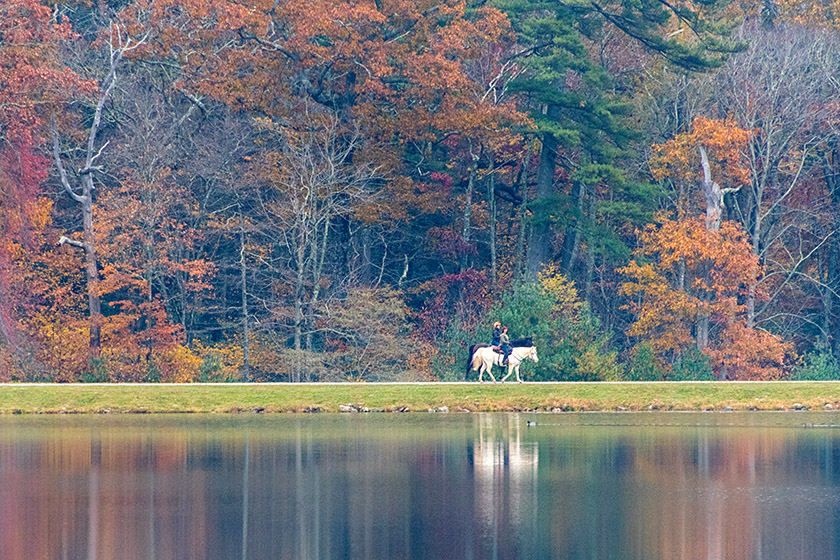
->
[[1, 382, 840, 414]]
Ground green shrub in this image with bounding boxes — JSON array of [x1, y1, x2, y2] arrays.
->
[[436, 319, 476, 381], [625, 342, 662, 381], [669, 348, 714, 381], [480, 280, 619, 381], [80, 357, 110, 383], [791, 346, 840, 380]]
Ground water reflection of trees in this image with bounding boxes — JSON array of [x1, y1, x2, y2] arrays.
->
[[538, 426, 840, 560], [0, 417, 838, 559]]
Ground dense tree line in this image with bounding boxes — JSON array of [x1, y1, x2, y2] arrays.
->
[[2, 0, 840, 381]]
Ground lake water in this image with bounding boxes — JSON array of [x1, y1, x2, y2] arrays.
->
[[0, 412, 838, 560]]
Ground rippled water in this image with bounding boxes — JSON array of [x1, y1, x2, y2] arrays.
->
[[0, 412, 838, 559]]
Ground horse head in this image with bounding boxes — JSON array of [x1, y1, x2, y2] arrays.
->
[[529, 346, 538, 364]]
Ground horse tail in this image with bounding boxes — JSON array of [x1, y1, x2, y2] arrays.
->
[[466, 344, 477, 378]]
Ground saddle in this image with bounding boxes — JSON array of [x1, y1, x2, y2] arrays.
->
[[492, 345, 502, 354]]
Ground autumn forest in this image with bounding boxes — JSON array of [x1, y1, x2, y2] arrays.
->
[[3, 0, 840, 382]]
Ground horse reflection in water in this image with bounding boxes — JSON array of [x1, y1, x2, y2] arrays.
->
[[473, 414, 540, 555], [467, 344, 539, 383]]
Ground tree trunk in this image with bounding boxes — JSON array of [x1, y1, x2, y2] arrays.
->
[[826, 150, 840, 359], [239, 216, 250, 381], [823, 241, 835, 349], [584, 191, 596, 301], [461, 157, 477, 272], [51, 27, 147, 360], [81, 175, 102, 357], [698, 146, 722, 352], [294, 216, 306, 382], [304, 212, 331, 381], [362, 228, 373, 285], [700, 147, 725, 233], [559, 179, 584, 275], [487, 166, 497, 291], [514, 142, 533, 285], [527, 128, 558, 279]]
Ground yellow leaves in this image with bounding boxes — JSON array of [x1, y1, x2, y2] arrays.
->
[[776, 0, 840, 27], [538, 264, 582, 318], [157, 345, 202, 382], [192, 339, 245, 381], [27, 310, 89, 381]]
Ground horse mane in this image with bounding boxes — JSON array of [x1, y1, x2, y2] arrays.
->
[[511, 336, 533, 347]]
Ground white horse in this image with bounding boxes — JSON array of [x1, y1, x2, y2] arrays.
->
[[468, 345, 538, 383]]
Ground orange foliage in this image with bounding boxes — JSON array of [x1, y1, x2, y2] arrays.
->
[[0, 0, 92, 144], [651, 116, 751, 186], [620, 215, 791, 379], [651, 116, 751, 215], [708, 322, 792, 380], [127, 0, 527, 152], [85, 167, 213, 381]]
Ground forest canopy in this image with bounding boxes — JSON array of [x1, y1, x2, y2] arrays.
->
[[1, 0, 839, 382]]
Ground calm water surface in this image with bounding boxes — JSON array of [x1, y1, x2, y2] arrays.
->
[[1, 412, 839, 560]]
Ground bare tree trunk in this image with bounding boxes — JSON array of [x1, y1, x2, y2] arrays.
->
[[81, 176, 102, 356], [487, 165, 497, 291], [304, 211, 331, 381], [239, 214, 250, 381], [698, 146, 727, 352], [461, 151, 478, 273], [52, 24, 147, 360], [584, 191, 596, 301], [700, 147, 726, 233], [826, 154, 840, 358], [362, 227, 373, 285], [822, 241, 835, 350], [294, 216, 306, 383], [746, 207, 761, 328]]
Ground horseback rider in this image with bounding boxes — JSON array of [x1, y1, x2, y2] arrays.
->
[[491, 321, 501, 346], [499, 326, 512, 366]]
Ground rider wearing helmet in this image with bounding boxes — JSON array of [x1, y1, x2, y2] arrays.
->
[[491, 321, 501, 346]]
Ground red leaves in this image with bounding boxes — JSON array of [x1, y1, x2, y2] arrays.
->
[[0, 0, 91, 144], [415, 269, 491, 341]]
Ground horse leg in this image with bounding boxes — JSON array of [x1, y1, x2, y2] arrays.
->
[[486, 358, 497, 383], [515, 364, 523, 383], [501, 363, 513, 383]]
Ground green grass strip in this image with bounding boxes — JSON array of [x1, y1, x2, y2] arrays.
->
[[1, 381, 840, 414]]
